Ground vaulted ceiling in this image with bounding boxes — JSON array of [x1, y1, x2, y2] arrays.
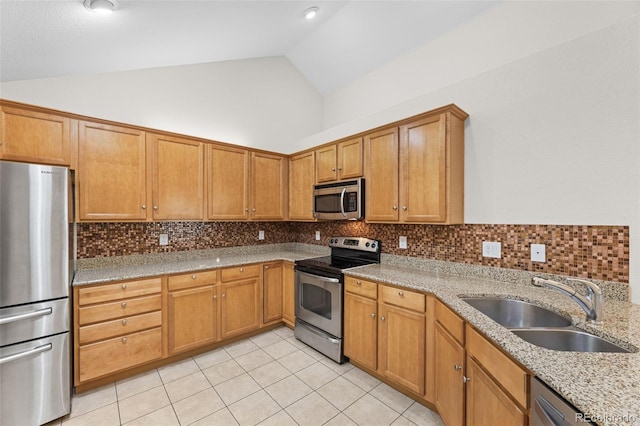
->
[[0, 1, 497, 95]]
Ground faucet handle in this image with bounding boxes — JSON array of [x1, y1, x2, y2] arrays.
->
[[567, 278, 602, 295]]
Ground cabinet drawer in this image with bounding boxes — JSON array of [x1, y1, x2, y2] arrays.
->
[[345, 276, 377, 299], [221, 264, 260, 282], [435, 300, 464, 345], [466, 325, 528, 407], [168, 270, 218, 291], [78, 327, 162, 383], [379, 285, 425, 312], [78, 295, 161, 325], [78, 311, 162, 345], [78, 278, 161, 305]]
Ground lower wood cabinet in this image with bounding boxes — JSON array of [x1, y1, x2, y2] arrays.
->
[[282, 262, 295, 327], [344, 291, 378, 371], [168, 285, 217, 354], [220, 266, 261, 339], [263, 262, 283, 323], [434, 321, 465, 426]]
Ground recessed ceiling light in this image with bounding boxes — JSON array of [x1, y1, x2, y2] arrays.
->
[[84, 0, 118, 14], [304, 7, 319, 20]]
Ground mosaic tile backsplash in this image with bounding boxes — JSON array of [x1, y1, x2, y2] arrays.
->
[[77, 222, 629, 284]]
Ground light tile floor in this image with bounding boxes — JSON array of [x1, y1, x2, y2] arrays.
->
[[48, 326, 444, 426]]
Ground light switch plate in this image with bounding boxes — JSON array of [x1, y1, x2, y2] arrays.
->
[[159, 234, 169, 246], [315, 231, 321, 241], [399, 236, 407, 249], [482, 241, 501, 258], [258, 230, 265, 240], [531, 243, 546, 262]]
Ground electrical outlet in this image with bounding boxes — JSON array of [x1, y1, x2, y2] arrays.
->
[[315, 231, 321, 241], [399, 236, 407, 249], [159, 234, 169, 246], [531, 243, 546, 262], [482, 241, 501, 258], [258, 230, 265, 240]]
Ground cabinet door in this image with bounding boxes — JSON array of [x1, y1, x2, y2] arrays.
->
[[282, 262, 295, 326], [378, 303, 425, 394], [0, 106, 72, 166], [289, 151, 316, 221], [344, 293, 377, 371], [251, 152, 287, 220], [364, 127, 399, 221], [337, 137, 363, 180], [315, 144, 337, 183], [150, 134, 204, 220], [167, 286, 217, 354], [263, 262, 283, 323], [434, 322, 465, 426], [78, 121, 148, 221], [220, 279, 260, 339], [400, 115, 447, 223], [466, 357, 526, 426], [207, 144, 249, 220]]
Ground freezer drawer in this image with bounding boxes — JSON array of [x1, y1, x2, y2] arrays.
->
[[0, 298, 69, 346], [0, 332, 70, 426]]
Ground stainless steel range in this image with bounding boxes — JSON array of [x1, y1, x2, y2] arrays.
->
[[294, 237, 381, 363]]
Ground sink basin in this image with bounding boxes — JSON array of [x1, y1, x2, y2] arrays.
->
[[462, 297, 572, 328], [512, 329, 631, 353]]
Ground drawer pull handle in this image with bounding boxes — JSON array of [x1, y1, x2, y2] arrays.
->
[[370, 313, 376, 318], [192, 275, 196, 279], [398, 291, 404, 297], [122, 337, 128, 343], [454, 364, 462, 371], [121, 284, 127, 290], [122, 319, 127, 326], [356, 281, 361, 285], [380, 316, 386, 321], [121, 302, 127, 308]]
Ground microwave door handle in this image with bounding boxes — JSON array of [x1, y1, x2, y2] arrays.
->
[[340, 188, 347, 217]]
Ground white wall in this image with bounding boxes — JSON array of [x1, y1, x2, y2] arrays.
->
[[0, 56, 323, 153], [299, 3, 640, 302]]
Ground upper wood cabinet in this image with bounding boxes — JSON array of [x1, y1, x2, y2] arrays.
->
[[315, 137, 363, 183], [251, 152, 287, 220], [288, 151, 315, 221], [207, 144, 250, 220], [78, 121, 148, 221], [149, 133, 205, 220], [365, 106, 467, 224], [0, 106, 74, 166]]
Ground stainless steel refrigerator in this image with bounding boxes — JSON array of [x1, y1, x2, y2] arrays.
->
[[0, 160, 73, 425]]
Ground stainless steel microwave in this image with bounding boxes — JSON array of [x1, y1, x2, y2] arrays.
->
[[313, 178, 364, 220]]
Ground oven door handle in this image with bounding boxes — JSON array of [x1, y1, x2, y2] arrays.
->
[[0, 343, 52, 365], [297, 271, 340, 284], [340, 188, 347, 217]]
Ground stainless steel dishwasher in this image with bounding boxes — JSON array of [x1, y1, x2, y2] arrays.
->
[[531, 378, 595, 426]]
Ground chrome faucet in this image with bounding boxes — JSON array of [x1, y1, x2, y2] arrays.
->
[[531, 277, 604, 324]]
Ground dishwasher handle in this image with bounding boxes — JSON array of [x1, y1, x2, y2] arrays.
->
[[535, 395, 571, 426], [0, 343, 52, 365]]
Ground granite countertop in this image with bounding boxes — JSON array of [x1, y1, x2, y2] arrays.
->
[[346, 263, 640, 426], [73, 245, 639, 425]]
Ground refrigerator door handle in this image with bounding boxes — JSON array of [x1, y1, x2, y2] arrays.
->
[[0, 343, 52, 365], [0, 307, 53, 325]]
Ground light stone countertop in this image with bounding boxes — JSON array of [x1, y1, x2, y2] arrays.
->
[[72, 245, 639, 425], [346, 262, 640, 426]]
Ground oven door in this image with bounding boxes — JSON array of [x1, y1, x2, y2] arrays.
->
[[295, 270, 342, 338]]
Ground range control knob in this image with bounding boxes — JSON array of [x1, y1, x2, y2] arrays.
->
[[365, 242, 370, 247], [371, 243, 376, 249]]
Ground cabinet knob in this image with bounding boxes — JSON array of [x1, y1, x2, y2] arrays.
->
[[454, 364, 462, 371], [331, 168, 336, 171], [192, 274, 197, 279], [370, 313, 376, 318], [222, 293, 226, 298], [398, 291, 404, 297], [264, 265, 269, 269], [121, 284, 127, 290], [122, 319, 127, 326], [252, 208, 256, 212], [392, 205, 397, 211], [245, 208, 249, 212], [121, 302, 127, 308], [213, 295, 217, 300], [141, 205, 147, 209], [338, 167, 342, 171], [356, 281, 361, 285], [122, 337, 128, 343], [463, 376, 471, 383], [380, 316, 386, 321], [240, 268, 244, 272], [153, 205, 158, 210], [402, 206, 407, 211]]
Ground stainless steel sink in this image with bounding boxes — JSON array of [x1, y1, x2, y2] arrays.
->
[[512, 329, 631, 353], [462, 297, 572, 328]]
